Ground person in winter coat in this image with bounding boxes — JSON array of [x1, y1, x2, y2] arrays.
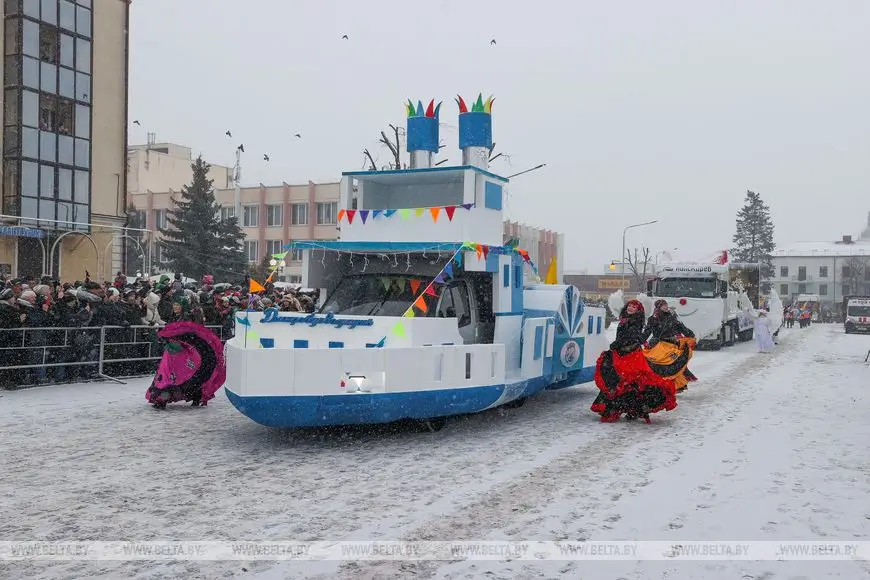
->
[[167, 297, 196, 323]]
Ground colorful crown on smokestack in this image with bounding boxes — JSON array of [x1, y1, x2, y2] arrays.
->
[[457, 93, 494, 150], [406, 98, 441, 153]]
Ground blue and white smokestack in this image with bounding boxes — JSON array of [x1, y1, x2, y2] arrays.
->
[[457, 94, 493, 170], [405, 99, 440, 169]]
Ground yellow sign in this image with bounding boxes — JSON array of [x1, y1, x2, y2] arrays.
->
[[598, 278, 630, 289]]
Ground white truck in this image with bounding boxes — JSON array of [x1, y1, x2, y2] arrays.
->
[[843, 296, 870, 334], [646, 262, 759, 350]]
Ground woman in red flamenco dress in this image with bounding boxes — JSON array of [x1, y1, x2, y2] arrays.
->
[[590, 299, 678, 423]]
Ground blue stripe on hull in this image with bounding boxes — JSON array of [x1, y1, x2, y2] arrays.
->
[[226, 365, 597, 428]]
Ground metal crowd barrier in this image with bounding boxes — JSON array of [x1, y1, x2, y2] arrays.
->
[[0, 324, 228, 389]]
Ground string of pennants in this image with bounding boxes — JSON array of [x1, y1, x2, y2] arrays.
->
[[337, 204, 474, 225]]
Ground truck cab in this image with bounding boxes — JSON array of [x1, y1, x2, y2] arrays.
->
[[648, 262, 758, 349]]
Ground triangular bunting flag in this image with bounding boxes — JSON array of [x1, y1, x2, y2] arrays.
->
[[434, 273, 446, 284], [397, 277, 406, 292], [445, 206, 457, 221], [372, 209, 382, 219], [409, 279, 421, 294], [475, 244, 483, 260], [462, 203, 473, 210], [346, 209, 356, 224], [481, 245, 490, 259], [265, 271, 275, 283], [235, 316, 252, 327], [337, 209, 346, 222], [391, 321, 406, 337], [384, 209, 397, 218], [454, 252, 463, 268], [414, 295, 429, 314], [444, 263, 454, 278], [380, 277, 391, 291], [359, 210, 370, 224], [424, 284, 438, 297], [414, 208, 426, 218], [399, 209, 411, 220], [404, 308, 416, 318], [271, 251, 288, 260], [249, 279, 265, 294], [429, 207, 440, 222]]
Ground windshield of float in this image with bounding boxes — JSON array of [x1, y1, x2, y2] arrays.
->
[[319, 274, 422, 317], [657, 277, 717, 298]]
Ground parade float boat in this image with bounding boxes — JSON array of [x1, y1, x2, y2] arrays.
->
[[223, 95, 609, 429]]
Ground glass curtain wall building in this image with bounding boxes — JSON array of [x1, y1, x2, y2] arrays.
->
[[1, 0, 128, 280]]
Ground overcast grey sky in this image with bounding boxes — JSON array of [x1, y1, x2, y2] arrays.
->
[[129, 0, 869, 271]]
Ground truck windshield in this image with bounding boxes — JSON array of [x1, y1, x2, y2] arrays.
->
[[657, 278, 717, 298], [848, 305, 870, 317], [319, 274, 420, 317]]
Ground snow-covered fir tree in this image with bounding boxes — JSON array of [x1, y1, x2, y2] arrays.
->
[[161, 156, 247, 281], [731, 190, 775, 287]]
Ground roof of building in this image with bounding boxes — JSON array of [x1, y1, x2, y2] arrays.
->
[[772, 241, 870, 258]]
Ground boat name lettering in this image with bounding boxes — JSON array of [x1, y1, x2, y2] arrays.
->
[[261, 308, 374, 329]]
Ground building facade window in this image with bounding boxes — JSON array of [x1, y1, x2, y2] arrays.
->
[[797, 266, 806, 281], [244, 240, 259, 263], [316, 201, 337, 225], [819, 266, 828, 278], [3, 2, 93, 232], [290, 202, 307, 225], [780, 266, 788, 278], [154, 208, 167, 230], [242, 205, 258, 227], [220, 205, 235, 221], [819, 284, 828, 296], [266, 204, 282, 227], [798, 283, 806, 294], [266, 240, 283, 256], [287, 275, 302, 284], [779, 284, 789, 296], [290, 248, 303, 262]]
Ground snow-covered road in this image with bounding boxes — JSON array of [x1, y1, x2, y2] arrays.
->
[[2, 324, 870, 580]]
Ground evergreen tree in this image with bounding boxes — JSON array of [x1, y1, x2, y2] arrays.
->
[[162, 156, 247, 282], [731, 190, 776, 284]]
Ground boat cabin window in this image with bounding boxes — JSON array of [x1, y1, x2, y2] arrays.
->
[[319, 275, 417, 316], [657, 277, 717, 299], [437, 282, 471, 327], [847, 305, 870, 317]]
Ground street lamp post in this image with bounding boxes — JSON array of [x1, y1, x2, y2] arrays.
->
[[622, 220, 658, 290], [269, 258, 286, 281]]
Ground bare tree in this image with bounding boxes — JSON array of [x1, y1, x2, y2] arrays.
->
[[362, 124, 405, 171], [842, 257, 869, 295], [625, 247, 652, 292]]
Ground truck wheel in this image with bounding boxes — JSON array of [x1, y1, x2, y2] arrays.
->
[[725, 322, 737, 346]]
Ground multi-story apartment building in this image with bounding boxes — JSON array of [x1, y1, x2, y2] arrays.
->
[[1, 0, 129, 281]]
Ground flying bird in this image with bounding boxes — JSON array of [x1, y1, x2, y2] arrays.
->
[[133, 120, 141, 125], [490, 39, 496, 45], [237, 144, 245, 153], [263, 154, 270, 162], [294, 133, 302, 138], [341, 34, 349, 40], [225, 130, 232, 138]]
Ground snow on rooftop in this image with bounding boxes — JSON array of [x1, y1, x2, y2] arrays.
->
[[772, 240, 870, 258]]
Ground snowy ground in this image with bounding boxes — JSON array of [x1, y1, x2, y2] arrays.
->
[[2, 324, 870, 579]]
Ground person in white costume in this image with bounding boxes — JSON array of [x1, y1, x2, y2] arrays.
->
[[754, 311, 775, 353]]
